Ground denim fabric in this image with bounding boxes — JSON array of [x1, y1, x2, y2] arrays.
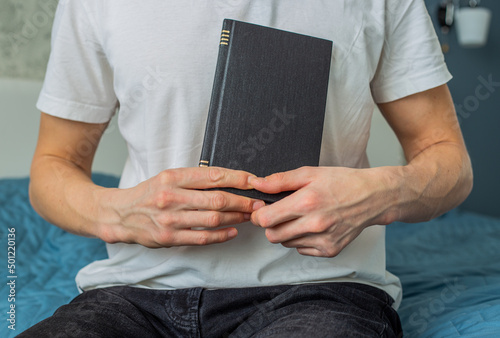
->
[[17, 282, 402, 337]]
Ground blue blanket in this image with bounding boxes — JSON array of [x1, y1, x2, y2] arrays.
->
[[387, 212, 500, 337], [0, 175, 113, 337], [1, 174, 499, 337]]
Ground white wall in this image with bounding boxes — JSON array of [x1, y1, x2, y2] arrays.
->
[[0, 78, 127, 178], [367, 107, 405, 167], [0, 78, 403, 179]]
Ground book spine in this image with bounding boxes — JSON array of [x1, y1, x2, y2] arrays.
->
[[199, 19, 235, 168]]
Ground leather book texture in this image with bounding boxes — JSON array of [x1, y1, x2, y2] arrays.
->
[[200, 19, 332, 203]]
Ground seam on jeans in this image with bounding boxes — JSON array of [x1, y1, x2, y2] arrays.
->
[[91, 287, 160, 337], [378, 322, 389, 337], [194, 288, 203, 338], [255, 326, 307, 337], [163, 288, 201, 336], [378, 302, 399, 338]]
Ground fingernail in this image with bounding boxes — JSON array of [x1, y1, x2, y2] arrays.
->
[[253, 201, 265, 211], [244, 213, 251, 220], [248, 176, 257, 186], [248, 176, 264, 186], [228, 228, 238, 238]]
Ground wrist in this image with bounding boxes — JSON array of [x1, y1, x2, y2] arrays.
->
[[370, 165, 410, 225], [92, 186, 125, 243], [381, 162, 444, 224]]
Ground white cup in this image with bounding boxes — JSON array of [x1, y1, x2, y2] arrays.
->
[[455, 7, 492, 48]]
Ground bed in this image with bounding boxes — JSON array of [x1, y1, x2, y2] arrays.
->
[[1, 174, 499, 337]]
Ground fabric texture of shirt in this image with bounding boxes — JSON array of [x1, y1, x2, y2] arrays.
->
[[37, 0, 452, 309]]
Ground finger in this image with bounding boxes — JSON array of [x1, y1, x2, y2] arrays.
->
[[186, 210, 252, 228], [249, 166, 316, 194], [251, 188, 315, 228], [156, 209, 252, 230], [281, 230, 362, 258], [296, 247, 329, 257], [280, 233, 324, 250], [280, 237, 334, 258], [157, 227, 240, 247], [263, 216, 318, 243], [168, 188, 262, 213], [160, 167, 255, 190], [274, 232, 334, 257]]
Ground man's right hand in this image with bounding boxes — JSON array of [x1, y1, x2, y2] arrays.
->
[[29, 113, 264, 249], [97, 166, 264, 248]]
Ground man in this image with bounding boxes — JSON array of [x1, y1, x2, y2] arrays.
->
[[22, 0, 472, 337]]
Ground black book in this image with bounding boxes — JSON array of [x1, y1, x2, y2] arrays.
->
[[199, 19, 332, 203]]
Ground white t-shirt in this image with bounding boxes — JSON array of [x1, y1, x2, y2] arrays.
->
[[37, 0, 451, 309]]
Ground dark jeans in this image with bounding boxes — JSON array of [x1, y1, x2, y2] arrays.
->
[[17, 282, 402, 337]]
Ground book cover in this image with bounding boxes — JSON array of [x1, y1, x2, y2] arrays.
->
[[200, 19, 332, 203]]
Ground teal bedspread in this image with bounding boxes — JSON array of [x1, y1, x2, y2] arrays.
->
[[1, 174, 499, 337], [0, 175, 113, 337], [387, 211, 500, 337]]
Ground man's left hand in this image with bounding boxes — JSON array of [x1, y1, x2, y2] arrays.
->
[[249, 166, 400, 257]]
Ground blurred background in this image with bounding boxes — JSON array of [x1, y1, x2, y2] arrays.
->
[[0, 0, 498, 216], [0, 0, 128, 178]]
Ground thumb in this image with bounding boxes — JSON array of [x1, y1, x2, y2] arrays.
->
[[249, 167, 314, 194]]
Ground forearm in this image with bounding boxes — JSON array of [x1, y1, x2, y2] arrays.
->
[[30, 154, 261, 247], [250, 85, 473, 257], [386, 141, 473, 223], [375, 84, 473, 224], [30, 113, 259, 247], [248, 137, 472, 257], [29, 155, 115, 238]]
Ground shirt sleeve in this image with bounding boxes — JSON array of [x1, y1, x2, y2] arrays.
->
[[36, 1, 117, 123], [370, 0, 452, 103]]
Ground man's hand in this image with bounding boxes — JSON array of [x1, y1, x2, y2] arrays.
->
[[249, 166, 399, 257], [98, 166, 264, 248], [29, 113, 264, 249], [250, 84, 472, 258]]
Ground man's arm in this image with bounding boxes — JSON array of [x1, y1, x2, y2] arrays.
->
[[377, 83, 473, 222], [250, 84, 473, 257], [30, 113, 263, 248]]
